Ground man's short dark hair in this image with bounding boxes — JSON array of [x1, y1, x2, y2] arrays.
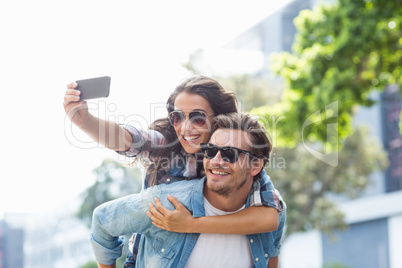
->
[[213, 113, 272, 181]]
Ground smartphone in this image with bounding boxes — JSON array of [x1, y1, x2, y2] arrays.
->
[[76, 76, 111, 100]]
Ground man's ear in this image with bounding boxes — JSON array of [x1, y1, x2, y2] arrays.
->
[[250, 158, 264, 176]]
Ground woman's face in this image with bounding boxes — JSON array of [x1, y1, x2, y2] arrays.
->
[[172, 92, 214, 154]]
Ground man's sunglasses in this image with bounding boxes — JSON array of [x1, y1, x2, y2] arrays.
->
[[168, 110, 213, 127], [200, 143, 259, 163]]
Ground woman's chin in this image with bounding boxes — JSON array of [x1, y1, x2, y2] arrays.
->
[[181, 143, 201, 154]]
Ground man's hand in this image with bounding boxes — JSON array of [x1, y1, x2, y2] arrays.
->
[[147, 195, 194, 233]]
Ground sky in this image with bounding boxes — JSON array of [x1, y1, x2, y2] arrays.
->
[[0, 0, 293, 218]]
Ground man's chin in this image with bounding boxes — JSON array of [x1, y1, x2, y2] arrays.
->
[[207, 182, 230, 198]]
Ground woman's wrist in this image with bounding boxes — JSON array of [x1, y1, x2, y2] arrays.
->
[[189, 217, 204, 233], [78, 112, 96, 132]]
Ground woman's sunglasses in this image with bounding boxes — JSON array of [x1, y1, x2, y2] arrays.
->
[[168, 110, 213, 127], [200, 143, 259, 163]]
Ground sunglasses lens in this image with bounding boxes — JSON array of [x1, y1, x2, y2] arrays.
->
[[170, 111, 184, 127], [189, 111, 207, 127], [169, 111, 208, 127], [201, 144, 239, 163], [221, 148, 238, 163], [204, 147, 218, 159]]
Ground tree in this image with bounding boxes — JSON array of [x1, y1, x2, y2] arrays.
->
[[263, 125, 387, 237], [249, 0, 400, 236], [252, 0, 399, 236], [77, 158, 143, 227], [80, 261, 98, 268], [268, 0, 401, 146]]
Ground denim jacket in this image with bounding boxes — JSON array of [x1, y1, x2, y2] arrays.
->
[[89, 177, 286, 268]]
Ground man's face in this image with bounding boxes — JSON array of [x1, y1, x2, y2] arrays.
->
[[203, 128, 260, 197]]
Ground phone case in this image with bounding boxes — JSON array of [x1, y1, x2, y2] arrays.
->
[[76, 76, 111, 100]]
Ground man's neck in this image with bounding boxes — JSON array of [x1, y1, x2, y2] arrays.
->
[[203, 179, 253, 212]]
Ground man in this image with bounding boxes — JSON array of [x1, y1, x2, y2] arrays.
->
[[90, 113, 286, 268]]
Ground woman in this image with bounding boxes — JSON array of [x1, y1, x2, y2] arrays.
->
[[64, 76, 283, 267]]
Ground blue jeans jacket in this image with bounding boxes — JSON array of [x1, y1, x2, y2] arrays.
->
[[90, 177, 286, 268]]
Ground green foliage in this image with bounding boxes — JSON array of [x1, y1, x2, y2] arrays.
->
[[400, 110, 402, 135], [80, 261, 98, 268], [76, 158, 143, 227], [258, 0, 398, 236], [80, 258, 126, 268], [323, 262, 350, 268], [269, 0, 402, 146], [267, 125, 388, 236]]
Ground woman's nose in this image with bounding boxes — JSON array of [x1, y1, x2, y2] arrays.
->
[[181, 116, 194, 129]]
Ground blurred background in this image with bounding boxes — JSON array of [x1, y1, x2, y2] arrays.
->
[[0, 0, 401, 267]]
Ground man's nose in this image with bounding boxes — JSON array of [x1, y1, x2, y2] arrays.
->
[[210, 150, 225, 165]]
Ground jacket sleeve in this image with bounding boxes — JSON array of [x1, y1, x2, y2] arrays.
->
[[89, 187, 159, 264], [250, 170, 284, 212], [116, 124, 166, 159], [270, 201, 287, 257]]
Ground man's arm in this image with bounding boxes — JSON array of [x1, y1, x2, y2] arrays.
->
[[90, 189, 157, 265], [267, 256, 279, 268]]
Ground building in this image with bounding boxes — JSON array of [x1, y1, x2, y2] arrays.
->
[[0, 213, 25, 268], [23, 199, 94, 268], [224, 0, 402, 267]]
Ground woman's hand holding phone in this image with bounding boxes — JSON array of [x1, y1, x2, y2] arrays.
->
[[63, 82, 89, 129], [63, 76, 110, 128], [63, 76, 132, 151]]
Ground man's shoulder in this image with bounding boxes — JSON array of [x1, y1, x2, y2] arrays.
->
[[159, 177, 205, 192]]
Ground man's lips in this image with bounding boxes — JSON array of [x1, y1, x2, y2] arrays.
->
[[208, 168, 230, 176]]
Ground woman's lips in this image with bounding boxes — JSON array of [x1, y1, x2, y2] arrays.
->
[[182, 134, 201, 144]]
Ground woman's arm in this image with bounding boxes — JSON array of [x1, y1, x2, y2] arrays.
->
[[147, 195, 279, 234], [64, 82, 132, 151], [80, 113, 132, 151]]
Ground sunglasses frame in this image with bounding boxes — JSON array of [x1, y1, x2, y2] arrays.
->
[[168, 110, 213, 127], [200, 143, 259, 163]]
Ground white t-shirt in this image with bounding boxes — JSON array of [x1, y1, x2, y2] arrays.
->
[[184, 198, 254, 268]]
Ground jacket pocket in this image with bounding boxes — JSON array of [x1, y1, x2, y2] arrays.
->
[[153, 237, 176, 259]]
